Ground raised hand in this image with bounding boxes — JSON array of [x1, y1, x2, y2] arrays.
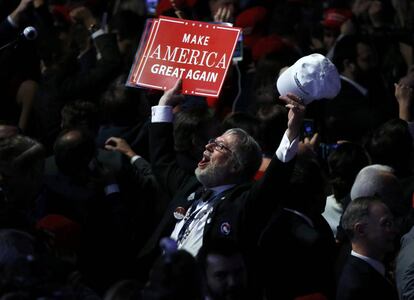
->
[[278, 93, 306, 142], [395, 82, 413, 121], [213, 5, 234, 23], [299, 133, 320, 159], [105, 137, 136, 159], [69, 6, 98, 29], [158, 79, 184, 107]]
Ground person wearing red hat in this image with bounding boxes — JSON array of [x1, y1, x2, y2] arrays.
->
[[321, 8, 353, 56]]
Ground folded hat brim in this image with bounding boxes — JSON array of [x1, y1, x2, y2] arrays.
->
[[276, 66, 314, 105]]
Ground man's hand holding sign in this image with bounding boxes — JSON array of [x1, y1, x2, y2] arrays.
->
[[127, 16, 240, 97]]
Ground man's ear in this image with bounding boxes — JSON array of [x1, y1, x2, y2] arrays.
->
[[354, 222, 366, 236]]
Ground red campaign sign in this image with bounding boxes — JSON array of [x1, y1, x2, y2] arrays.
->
[[127, 16, 241, 97]]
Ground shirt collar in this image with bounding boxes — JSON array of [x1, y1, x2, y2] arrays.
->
[[209, 184, 235, 196], [340, 75, 368, 96], [351, 250, 385, 276]]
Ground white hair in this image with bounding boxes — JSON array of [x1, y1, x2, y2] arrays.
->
[[350, 164, 397, 201]]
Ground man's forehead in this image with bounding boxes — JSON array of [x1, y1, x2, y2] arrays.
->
[[218, 133, 236, 143], [369, 202, 390, 218], [207, 253, 244, 270]]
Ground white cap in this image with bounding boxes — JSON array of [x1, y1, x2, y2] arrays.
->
[[276, 53, 341, 105]]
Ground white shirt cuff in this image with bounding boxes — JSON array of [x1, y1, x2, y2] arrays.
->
[[7, 15, 18, 28], [104, 184, 120, 196], [91, 29, 105, 39], [276, 131, 299, 162], [151, 106, 173, 123], [130, 155, 141, 164]]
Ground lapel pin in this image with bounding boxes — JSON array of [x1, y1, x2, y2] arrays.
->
[[174, 207, 186, 220], [220, 222, 231, 235]]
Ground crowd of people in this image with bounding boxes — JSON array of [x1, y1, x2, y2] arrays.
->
[[1, 0, 414, 299]]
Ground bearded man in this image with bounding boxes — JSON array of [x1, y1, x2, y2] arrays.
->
[[110, 80, 305, 294]]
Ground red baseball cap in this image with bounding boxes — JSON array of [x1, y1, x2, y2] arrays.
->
[[322, 8, 352, 29]]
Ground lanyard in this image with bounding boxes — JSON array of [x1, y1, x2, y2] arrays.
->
[[176, 192, 222, 244]]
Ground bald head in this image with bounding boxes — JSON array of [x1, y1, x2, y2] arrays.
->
[[350, 164, 405, 217], [54, 129, 96, 176]]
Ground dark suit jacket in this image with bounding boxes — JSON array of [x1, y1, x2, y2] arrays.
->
[[137, 122, 295, 274], [258, 209, 337, 300], [396, 226, 414, 300], [336, 255, 398, 300]]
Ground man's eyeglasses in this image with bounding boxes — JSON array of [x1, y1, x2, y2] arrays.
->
[[207, 139, 232, 153]]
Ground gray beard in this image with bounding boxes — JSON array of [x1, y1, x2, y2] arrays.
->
[[194, 163, 231, 188]]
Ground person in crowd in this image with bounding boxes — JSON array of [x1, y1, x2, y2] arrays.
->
[[53, 100, 126, 196], [44, 128, 131, 293], [325, 35, 385, 142], [396, 221, 414, 300], [32, 5, 121, 153], [97, 74, 150, 160], [104, 279, 143, 300], [335, 164, 406, 279], [258, 157, 337, 299], [350, 164, 407, 227], [60, 100, 100, 134], [2, 0, 414, 296], [323, 142, 371, 237], [136, 79, 304, 298], [44, 128, 101, 222], [197, 238, 248, 300], [366, 118, 413, 179], [141, 238, 204, 300], [395, 73, 414, 129], [0, 135, 45, 230], [109, 9, 145, 74], [336, 196, 398, 300], [0, 0, 43, 132]]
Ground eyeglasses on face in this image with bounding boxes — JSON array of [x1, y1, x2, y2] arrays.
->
[[207, 138, 232, 153]]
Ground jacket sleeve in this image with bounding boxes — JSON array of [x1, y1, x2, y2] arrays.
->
[[149, 122, 193, 198]]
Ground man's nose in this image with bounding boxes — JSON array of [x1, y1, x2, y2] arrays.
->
[[205, 141, 215, 151]]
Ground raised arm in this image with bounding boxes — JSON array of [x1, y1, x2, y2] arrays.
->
[[395, 82, 413, 122], [149, 80, 194, 195]]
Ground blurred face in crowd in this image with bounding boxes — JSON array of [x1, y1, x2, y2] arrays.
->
[[356, 42, 376, 72], [205, 253, 248, 300], [323, 28, 340, 50], [195, 133, 239, 188], [359, 202, 397, 259]]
